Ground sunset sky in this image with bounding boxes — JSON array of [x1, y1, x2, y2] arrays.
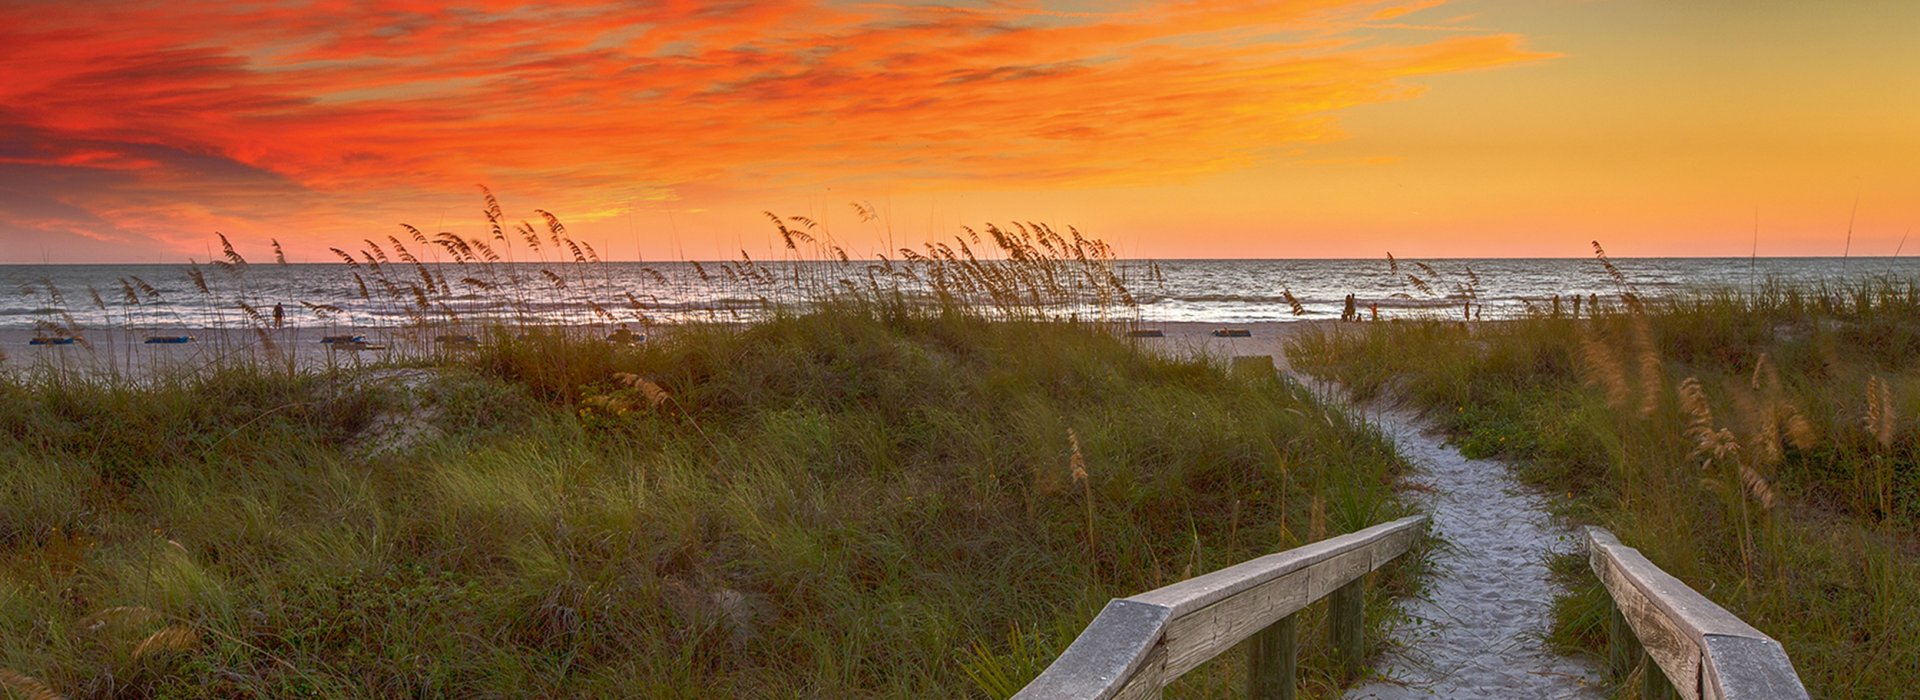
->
[[2, 0, 1915, 263]]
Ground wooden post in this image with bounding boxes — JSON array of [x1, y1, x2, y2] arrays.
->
[[1641, 649, 1676, 700], [1607, 601, 1636, 678], [1329, 576, 1365, 680], [1246, 613, 1297, 700]]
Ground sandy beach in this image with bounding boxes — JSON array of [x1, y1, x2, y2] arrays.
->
[[0, 326, 496, 377], [1122, 319, 1339, 370], [0, 319, 1351, 378]]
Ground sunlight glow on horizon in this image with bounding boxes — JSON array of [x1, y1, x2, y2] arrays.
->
[[2, 1, 1916, 263]]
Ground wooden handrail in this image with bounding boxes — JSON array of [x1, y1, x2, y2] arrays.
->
[[1014, 514, 1428, 700], [1584, 527, 1810, 700]]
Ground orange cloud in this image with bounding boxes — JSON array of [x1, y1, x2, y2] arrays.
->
[[0, 0, 1547, 261]]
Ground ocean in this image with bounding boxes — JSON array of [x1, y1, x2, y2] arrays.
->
[[3, 257, 1916, 330]]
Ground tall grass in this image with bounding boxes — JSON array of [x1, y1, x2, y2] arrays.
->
[[5, 189, 1155, 383], [0, 312, 1413, 697], [1291, 275, 1920, 698], [0, 202, 1411, 697]]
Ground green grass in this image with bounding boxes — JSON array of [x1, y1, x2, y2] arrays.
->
[[0, 307, 1412, 698], [1291, 280, 1920, 698]]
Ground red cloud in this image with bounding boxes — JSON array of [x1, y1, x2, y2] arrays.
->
[[0, 0, 1549, 260]]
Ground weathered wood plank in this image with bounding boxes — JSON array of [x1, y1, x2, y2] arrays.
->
[[1594, 548, 1701, 699], [1700, 635, 1810, 700], [1011, 599, 1172, 700], [1159, 569, 1311, 678], [1111, 643, 1167, 700], [1016, 515, 1426, 699], [1584, 528, 1810, 700], [1130, 515, 1422, 616], [1127, 535, 1341, 615], [1151, 519, 1417, 679], [1307, 548, 1372, 601], [1367, 526, 1418, 571], [1587, 529, 1771, 638]]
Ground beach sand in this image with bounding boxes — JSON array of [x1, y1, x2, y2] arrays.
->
[[1124, 319, 1340, 371], [0, 326, 549, 378], [0, 319, 1351, 378]]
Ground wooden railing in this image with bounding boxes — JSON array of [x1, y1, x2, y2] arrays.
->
[[1013, 515, 1427, 700], [1585, 527, 1810, 700]]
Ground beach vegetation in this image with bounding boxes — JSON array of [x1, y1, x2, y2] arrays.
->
[[1291, 271, 1920, 697], [0, 201, 1411, 698]]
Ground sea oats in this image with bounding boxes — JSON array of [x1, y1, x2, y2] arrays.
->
[[1578, 331, 1630, 410], [131, 625, 197, 660], [218, 232, 246, 268], [1785, 413, 1817, 450], [80, 605, 164, 632], [1068, 429, 1088, 484], [0, 669, 61, 700], [1679, 377, 1739, 464], [1282, 288, 1306, 316], [1739, 464, 1776, 510], [1630, 316, 1661, 417], [1865, 376, 1896, 449]]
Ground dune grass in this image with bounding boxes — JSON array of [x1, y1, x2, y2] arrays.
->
[[1290, 279, 1920, 698], [0, 306, 1412, 698]]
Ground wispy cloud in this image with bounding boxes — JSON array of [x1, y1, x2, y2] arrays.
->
[[0, 0, 1547, 260]]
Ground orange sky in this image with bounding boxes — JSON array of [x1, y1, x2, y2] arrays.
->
[[2, 0, 1915, 262]]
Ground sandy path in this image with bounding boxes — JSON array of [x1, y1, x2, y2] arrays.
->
[[1335, 404, 1602, 698], [1137, 321, 1602, 698]]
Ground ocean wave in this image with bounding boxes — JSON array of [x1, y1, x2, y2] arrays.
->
[[5, 259, 1920, 328]]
